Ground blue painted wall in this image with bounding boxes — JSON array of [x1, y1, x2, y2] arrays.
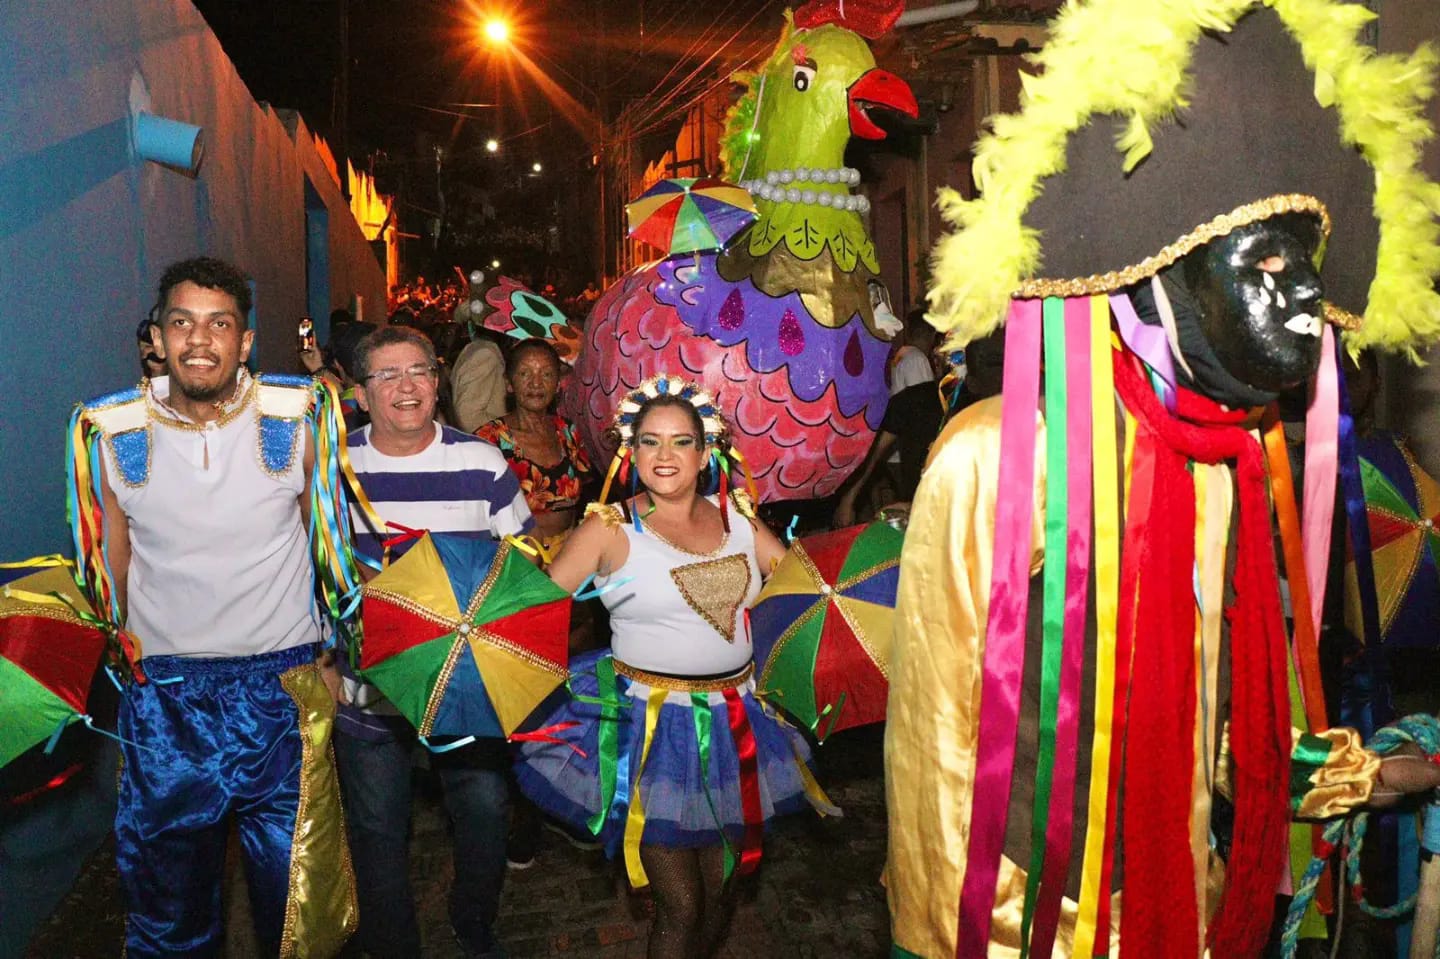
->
[[0, 1, 386, 557]]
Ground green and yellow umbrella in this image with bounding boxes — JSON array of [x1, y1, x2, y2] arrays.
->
[[749, 521, 903, 740]]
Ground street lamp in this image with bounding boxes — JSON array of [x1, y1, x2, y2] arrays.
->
[[483, 18, 510, 45], [485, 138, 499, 153], [532, 161, 543, 173]]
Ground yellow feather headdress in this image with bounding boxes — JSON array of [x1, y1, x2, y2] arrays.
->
[[927, 0, 1440, 360]]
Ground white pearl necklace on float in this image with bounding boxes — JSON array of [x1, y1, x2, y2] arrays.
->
[[740, 167, 871, 212]]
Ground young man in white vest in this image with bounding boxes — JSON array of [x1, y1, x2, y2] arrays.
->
[[76, 257, 355, 957]]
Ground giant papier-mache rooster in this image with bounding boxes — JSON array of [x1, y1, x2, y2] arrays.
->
[[564, 0, 918, 503]]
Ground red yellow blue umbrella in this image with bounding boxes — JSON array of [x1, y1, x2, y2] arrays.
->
[[749, 521, 903, 741], [0, 560, 110, 768], [626, 177, 758, 257], [1343, 441, 1440, 648], [359, 532, 573, 739]]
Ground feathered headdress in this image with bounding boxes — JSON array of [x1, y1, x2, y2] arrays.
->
[[595, 375, 756, 533], [927, 0, 1440, 359]]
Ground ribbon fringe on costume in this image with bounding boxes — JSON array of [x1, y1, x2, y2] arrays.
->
[[954, 292, 1345, 959]]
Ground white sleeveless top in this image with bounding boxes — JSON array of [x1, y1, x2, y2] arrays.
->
[[104, 374, 321, 658], [599, 497, 761, 677]]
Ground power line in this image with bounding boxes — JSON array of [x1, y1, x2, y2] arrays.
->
[[618, 4, 771, 139]]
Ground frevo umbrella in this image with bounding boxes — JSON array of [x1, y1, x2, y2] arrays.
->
[[750, 521, 903, 741], [626, 177, 758, 257], [0, 561, 110, 768], [1343, 443, 1440, 647], [360, 533, 572, 739]]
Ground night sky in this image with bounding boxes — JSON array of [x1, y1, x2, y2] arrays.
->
[[192, 0, 777, 179], [190, 0, 777, 281]]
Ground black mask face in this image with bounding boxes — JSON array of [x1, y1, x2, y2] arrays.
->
[[1184, 216, 1325, 395]]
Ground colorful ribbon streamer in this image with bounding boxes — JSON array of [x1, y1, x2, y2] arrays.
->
[[1301, 325, 1339, 643], [955, 299, 1044, 958], [622, 686, 668, 888], [307, 377, 375, 657], [508, 721, 585, 756], [0, 555, 68, 570], [1027, 296, 1096, 958], [692, 691, 738, 882], [723, 686, 765, 877], [1096, 407, 1151, 950], [1072, 295, 1121, 959], [1020, 298, 1072, 956], [1261, 416, 1328, 733], [585, 657, 623, 838]]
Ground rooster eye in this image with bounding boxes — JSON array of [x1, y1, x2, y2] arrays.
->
[[792, 64, 816, 92]]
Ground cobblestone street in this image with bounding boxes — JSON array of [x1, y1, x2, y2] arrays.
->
[[26, 726, 889, 958]]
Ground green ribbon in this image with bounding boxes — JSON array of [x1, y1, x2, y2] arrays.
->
[[691, 691, 738, 881], [812, 691, 848, 743], [587, 657, 622, 837], [1019, 297, 1070, 957]]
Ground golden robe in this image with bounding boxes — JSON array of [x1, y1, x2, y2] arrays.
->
[[884, 396, 1379, 959]]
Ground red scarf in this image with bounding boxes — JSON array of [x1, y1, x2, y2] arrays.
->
[[1113, 353, 1291, 959]]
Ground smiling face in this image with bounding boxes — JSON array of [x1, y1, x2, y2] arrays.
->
[[154, 281, 253, 403], [356, 341, 439, 443], [1188, 216, 1325, 394], [633, 402, 708, 499]]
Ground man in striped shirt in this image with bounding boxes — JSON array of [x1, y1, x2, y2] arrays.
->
[[333, 325, 532, 959]]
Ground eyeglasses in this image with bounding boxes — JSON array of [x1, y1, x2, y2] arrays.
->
[[365, 363, 438, 385]]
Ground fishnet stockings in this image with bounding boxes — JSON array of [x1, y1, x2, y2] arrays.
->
[[640, 844, 732, 959]]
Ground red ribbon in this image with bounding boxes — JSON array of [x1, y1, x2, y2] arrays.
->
[[1094, 410, 1155, 946], [382, 521, 428, 547], [718, 466, 731, 533], [4, 764, 84, 808], [509, 721, 587, 758], [1113, 353, 1291, 958], [1119, 366, 1200, 958], [723, 687, 765, 876]]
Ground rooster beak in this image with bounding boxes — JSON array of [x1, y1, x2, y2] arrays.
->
[[847, 68, 919, 141]]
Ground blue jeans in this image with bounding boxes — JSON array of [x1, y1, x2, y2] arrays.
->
[[334, 727, 509, 958]]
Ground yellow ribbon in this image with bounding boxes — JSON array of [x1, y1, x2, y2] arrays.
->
[[0, 586, 113, 638], [319, 378, 386, 537], [0, 555, 69, 570], [597, 449, 628, 508], [2, 587, 77, 609], [725, 445, 761, 505], [1072, 295, 1121, 958], [504, 534, 556, 567], [791, 741, 840, 817], [623, 686, 668, 889]]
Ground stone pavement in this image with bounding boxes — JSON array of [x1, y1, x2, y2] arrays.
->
[[26, 726, 890, 958]]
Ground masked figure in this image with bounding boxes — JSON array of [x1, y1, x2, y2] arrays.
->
[[884, 4, 1440, 958]]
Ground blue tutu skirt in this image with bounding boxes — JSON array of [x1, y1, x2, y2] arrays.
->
[[515, 650, 836, 861]]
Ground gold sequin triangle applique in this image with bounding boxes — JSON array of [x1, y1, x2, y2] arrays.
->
[[669, 554, 752, 643]]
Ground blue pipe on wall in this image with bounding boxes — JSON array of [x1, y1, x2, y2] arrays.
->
[[132, 113, 204, 173]]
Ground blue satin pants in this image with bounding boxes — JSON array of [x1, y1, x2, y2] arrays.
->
[[115, 644, 355, 958]]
